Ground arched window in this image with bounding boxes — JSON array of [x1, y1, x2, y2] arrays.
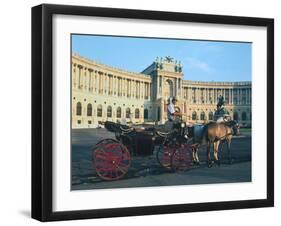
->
[[242, 112, 247, 121], [76, 102, 82, 116], [107, 106, 112, 118], [97, 105, 102, 117], [192, 111, 197, 120], [135, 108, 140, 119], [200, 112, 205, 120], [116, 107, 121, 118], [144, 109, 148, 119], [126, 108, 131, 119], [87, 103, 92, 116], [234, 112, 239, 121], [164, 79, 173, 98], [208, 111, 213, 120]]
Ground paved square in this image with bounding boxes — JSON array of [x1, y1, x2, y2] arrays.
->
[[71, 128, 251, 190]]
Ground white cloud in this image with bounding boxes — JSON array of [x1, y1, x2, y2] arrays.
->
[[186, 57, 211, 73]]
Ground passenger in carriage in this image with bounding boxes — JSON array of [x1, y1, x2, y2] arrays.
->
[[163, 97, 183, 131], [167, 97, 182, 122]]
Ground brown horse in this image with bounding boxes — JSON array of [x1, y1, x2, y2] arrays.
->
[[205, 120, 240, 167], [189, 120, 240, 167]]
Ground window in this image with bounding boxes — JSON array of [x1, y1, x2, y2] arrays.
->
[[88, 120, 92, 124], [116, 107, 122, 118], [76, 102, 82, 116], [200, 112, 205, 120], [126, 108, 130, 119], [242, 112, 247, 121], [97, 105, 102, 117], [208, 111, 213, 120], [144, 109, 148, 119], [87, 103, 92, 116], [135, 108, 140, 119], [77, 120, 81, 124], [192, 111, 197, 120], [107, 106, 112, 118]]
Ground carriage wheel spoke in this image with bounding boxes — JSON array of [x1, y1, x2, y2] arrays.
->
[[93, 139, 131, 181]]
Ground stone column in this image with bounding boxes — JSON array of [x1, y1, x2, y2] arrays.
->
[[229, 89, 232, 104], [148, 82, 151, 100], [82, 68, 86, 91], [84, 68, 88, 92], [99, 72, 103, 94], [115, 76, 118, 96], [135, 81, 137, 98], [107, 74, 110, 95], [77, 65, 81, 89], [130, 80, 132, 98], [139, 81, 142, 99], [74, 65, 78, 89], [232, 89, 234, 104], [128, 79, 130, 98], [138, 81, 140, 99], [117, 77, 120, 96], [94, 71, 97, 94], [238, 88, 240, 104], [124, 78, 127, 96], [72, 64, 76, 89], [142, 81, 145, 99], [249, 88, 252, 104], [88, 69, 92, 92], [126, 79, 128, 98], [214, 89, 217, 104], [189, 87, 192, 103]]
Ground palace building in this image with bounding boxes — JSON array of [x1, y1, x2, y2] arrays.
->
[[72, 54, 251, 128]]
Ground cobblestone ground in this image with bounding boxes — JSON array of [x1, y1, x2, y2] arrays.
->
[[71, 128, 251, 190]]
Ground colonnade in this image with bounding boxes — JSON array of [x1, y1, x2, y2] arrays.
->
[[73, 64, 151, 100], [182, 86, 251, 105]]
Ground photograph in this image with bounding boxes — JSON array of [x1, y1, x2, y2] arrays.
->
[[71, 34, 252, 190]]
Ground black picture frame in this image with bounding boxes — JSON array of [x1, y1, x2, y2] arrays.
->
[[32, 3, 274, 222]]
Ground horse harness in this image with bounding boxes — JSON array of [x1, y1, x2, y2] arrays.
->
[[214, 126, 234, 142]]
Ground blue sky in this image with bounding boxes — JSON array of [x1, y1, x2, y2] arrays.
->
[[72, 34, 252, 82]]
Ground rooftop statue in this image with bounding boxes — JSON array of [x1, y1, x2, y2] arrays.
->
[[214, 95, 230, 121], [165, 56, 174, 63]]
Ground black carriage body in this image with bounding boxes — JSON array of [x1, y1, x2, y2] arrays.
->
[[104, 121, 157, 156], [104, 121, 189, 157], [119, 130, 155, 156]]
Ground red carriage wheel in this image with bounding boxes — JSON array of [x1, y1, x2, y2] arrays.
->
[[171, 144, 193, 171], [94, 138, 119, 147], [92, 140, 131, 181], [156, 144, 176, 169]]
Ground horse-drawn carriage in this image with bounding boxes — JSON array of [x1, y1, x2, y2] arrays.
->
[[91, 95, 240, 181], [92, 120, 193, 181]]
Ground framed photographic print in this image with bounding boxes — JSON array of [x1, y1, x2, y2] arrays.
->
[[32, 4, 274, 221]]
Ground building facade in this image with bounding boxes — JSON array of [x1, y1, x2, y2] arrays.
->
[[72, 54, 251, 128]]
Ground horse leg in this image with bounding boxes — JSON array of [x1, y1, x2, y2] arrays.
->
[[192, 146, 200, 165], [192, 147, 197, 164], [214, 141, 221, 166], [227, 139, 233, 164], [206, 141, 212, 168], [195, 148, 200, 165]]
